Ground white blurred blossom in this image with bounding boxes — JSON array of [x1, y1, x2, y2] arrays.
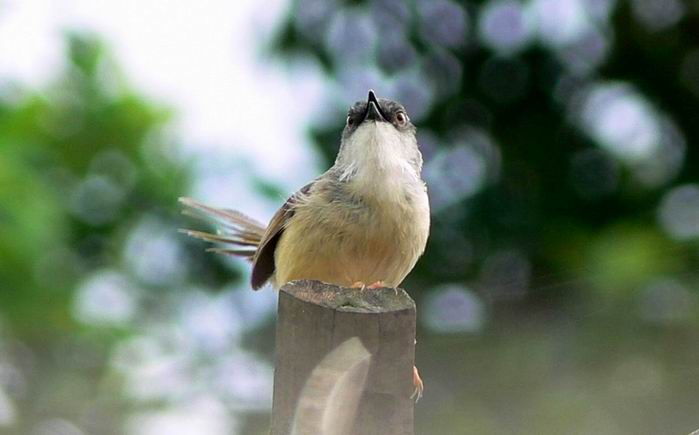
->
[[73, 270, 137, 326]]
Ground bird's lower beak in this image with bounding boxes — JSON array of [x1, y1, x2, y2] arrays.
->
[[364, 90, 386, 122]]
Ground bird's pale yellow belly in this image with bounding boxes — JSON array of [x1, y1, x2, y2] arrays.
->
[[272, 194, 428, 289]]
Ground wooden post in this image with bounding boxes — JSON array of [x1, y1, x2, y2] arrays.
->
[[271, 280, 417, 435]]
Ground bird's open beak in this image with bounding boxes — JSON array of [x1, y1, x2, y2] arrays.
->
[[364, 89, 386, 123]]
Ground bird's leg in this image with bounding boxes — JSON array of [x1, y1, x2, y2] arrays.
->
[[351, 281, 367, 291], [411, 338, 422, 402], [411, 365, 423, 402]]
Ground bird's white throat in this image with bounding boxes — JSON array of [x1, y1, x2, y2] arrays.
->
[[338, 122, 422, 203]]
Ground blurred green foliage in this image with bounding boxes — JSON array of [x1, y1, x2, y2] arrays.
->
[[0, 34, 188, 337], [2, 1, 699, 434], [0, 34, 217, 435]]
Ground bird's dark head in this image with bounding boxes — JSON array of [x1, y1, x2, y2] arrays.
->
[[336, 90, 422, 176], [343, 90, 415, 138]]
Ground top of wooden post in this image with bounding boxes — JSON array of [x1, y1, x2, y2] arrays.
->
[[281, 280, 415, 313]]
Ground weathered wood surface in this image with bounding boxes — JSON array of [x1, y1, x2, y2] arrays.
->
[[271, 280, 417, 435]]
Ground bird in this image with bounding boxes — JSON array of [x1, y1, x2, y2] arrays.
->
[[180, 90, 430, 399]]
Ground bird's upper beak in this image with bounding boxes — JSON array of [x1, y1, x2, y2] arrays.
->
[[363, 90, 386, 123]]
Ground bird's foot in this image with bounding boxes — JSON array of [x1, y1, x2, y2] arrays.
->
[[411, 365, 423, 402], [366, 280, 386, 289]]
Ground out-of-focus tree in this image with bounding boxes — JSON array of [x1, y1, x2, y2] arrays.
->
[[269, 5, 699, 433], [270, 0, 699, 308], [0, 34, 188, 336], [0, 33, 256, 435]]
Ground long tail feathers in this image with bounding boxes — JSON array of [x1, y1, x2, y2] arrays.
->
[[178, 197, 266, 260]]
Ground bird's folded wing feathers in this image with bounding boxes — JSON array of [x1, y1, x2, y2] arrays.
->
[[250, 182, 313, 289]]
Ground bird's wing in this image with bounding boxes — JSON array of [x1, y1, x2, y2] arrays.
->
[[251, 182, 314, 289]]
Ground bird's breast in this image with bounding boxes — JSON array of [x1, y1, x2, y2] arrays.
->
[[272, 176, 430, 288]]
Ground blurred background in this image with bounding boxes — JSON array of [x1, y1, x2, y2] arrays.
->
[[1, 0, 699, 434]]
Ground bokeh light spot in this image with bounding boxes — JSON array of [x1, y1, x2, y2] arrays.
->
[[376, 34, 418, 74], [416, 0, 468, 48], [531, 0, 589, 47], [423, 285, 485, 333], [325, 9, 375, 66], [126, 397, 234, 435], [422, 49, 462, 97], [111, 334, 191, 402], [639, 278, 696, 325], [479, 249, 531, 300], [210, 353, 273, 410], [370, 0, 411, 35], [425, 144, 486, 211], [478, 0, 533, 54], [576, 83, 662, 162], [424, 128, 500, 211], [0, 386, 16, 428], [392, 70, 435, 122], [31, 419, 85, 435], [69, 175, 126, 225], [89, 149, 138, 191], [556, 27, 609, 74], [295, 0, 339, 41], [632, 117, 685, 187], [658, 184, 699, 240], [124, 217, 187, 287], [73, 270, 137, 326], [630, 0, 684, 32], [177, 290, 243, 353]]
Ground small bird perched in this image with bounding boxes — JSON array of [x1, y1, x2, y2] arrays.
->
[[180, 90, 430, 398]]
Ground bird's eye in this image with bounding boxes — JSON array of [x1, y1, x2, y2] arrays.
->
[[395, 112, 408, 126], [347, 115, 354, 126]]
